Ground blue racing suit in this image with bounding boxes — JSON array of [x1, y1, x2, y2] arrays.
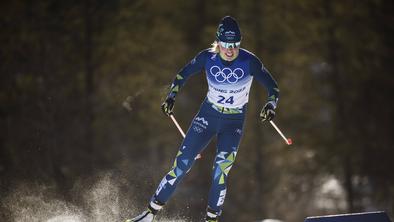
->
[[152, 48, 279, 216]]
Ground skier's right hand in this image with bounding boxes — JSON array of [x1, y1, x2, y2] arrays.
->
[[161, 97, 175, 116]]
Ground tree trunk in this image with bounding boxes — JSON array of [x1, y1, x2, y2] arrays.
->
[[252, 0, 266, 216], [324, 1, 355, 212], [84, 0, 95, 166]]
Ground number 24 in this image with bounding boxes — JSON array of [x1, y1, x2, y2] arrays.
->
[[217, 96, 234, 104]]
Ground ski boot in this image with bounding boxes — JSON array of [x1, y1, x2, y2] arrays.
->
[[125, 200, 164, 222], [205, 215, 219, 222], [205, 208, 219, 222]]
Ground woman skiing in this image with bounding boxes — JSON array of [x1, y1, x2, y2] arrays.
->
[[127, 16, 279, 222]]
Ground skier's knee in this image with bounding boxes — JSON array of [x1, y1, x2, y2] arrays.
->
[[167, 152, 194, 179]]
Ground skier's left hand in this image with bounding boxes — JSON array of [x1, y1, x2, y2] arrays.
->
[[260, 102, 275, 122]]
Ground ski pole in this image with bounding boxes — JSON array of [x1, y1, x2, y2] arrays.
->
[[169, 114, 202, 159], [170, 114, 185, 137], [269, 120, 293, 145]]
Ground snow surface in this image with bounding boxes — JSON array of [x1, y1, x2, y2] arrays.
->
[[2, 172, 189, 222]]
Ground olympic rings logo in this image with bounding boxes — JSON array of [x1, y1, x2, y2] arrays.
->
[[209, 66, 244, 84]]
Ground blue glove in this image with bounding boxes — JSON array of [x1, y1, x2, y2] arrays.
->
[[260, 102, 276, 122]]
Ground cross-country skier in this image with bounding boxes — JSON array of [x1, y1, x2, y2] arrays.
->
[[126, 16, 279, 222]]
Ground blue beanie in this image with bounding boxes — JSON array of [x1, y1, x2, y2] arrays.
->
[[216, 16, 242, 42]]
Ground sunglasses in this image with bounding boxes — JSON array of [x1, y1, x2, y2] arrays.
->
[[218, 41, 241, 49]]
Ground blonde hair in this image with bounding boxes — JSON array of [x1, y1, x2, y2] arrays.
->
[[209, 40, 220, 53]]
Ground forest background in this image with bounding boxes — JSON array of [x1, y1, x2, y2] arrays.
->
[[1, 0, 393, 221]]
